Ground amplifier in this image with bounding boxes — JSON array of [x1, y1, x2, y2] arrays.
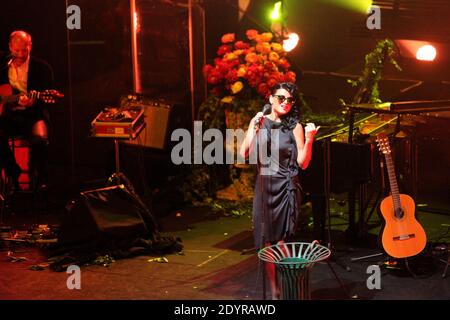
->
[[119, 94, 172, 150], [91, 106, 145, 139]]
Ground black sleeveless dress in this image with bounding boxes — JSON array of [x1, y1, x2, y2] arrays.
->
[[252, 118, 302, 249]]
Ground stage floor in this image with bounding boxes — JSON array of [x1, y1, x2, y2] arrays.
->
[[1, 197, 449, 300]]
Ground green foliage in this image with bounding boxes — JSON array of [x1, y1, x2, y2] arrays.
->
[[211, 199, 253, 218], [176, 165, 215, 207], [350, 38, 402, 104], [299, 93, 345, 127], [176, 94, 263, 210], [198, 93, 264, 130], [198, 95, 225, 130]]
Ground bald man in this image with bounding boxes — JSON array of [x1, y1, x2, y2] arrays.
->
[[0, 30, 54, 190]]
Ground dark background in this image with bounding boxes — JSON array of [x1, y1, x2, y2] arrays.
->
[[1, 0, 449, 214]]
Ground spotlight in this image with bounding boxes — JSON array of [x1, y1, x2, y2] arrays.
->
[[395, 40, 440, 62], [416, 45, 437, 61], [283, 32, 300, 52], [270, 1, 283, 21]]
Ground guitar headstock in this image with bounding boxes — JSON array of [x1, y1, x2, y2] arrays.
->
[[376, 132, 391, 154]]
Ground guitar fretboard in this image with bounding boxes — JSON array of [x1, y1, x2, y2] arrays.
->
[[384, 152, 402, 213]]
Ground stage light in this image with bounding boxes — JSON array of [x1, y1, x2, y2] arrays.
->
[[270, 1, 282, 21], [283, 32, 300, 52], [416, 45, 437, 61], [318, 0, 373, 14]]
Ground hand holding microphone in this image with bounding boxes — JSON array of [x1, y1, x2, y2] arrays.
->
[[253, 104, 272, 130]]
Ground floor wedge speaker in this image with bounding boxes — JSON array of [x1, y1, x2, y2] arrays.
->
[[59, 184, 156, 246]]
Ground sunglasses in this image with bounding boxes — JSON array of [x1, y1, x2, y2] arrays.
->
[[274, 95, 295, 104]]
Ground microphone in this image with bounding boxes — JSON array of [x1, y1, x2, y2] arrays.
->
[[254, 104, 272, 129], [6, 54, 15, 67]]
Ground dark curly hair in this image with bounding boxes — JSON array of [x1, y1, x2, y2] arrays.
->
[[270, 82, 300, 131]]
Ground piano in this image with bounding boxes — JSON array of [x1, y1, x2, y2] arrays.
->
[[299, 123, 375, 242], [300, 99, 450, 242]]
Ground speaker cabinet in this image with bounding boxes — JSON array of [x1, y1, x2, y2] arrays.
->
[[122, 100, 172, 150], [59, 184, 156, 246]]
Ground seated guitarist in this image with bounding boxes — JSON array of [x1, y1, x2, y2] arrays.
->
[[0, 30, 54, 190]]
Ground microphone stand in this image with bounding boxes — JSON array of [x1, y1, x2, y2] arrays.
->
[[255, 115, 272, 300], [255, 118, 267, 300]]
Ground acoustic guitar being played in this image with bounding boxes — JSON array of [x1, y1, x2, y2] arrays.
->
[[0, 83, 64, 116], [376, 133, 427, 259]]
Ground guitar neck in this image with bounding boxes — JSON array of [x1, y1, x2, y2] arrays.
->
[[384, 152, 402, 210], [3, 91, 43, 105]]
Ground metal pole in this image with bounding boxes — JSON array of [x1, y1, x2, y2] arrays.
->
[[188, 0, 196, 124], [130, 0, 141, 93]]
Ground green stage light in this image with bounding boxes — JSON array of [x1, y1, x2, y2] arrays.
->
[[270, 1, 283, 21], [319, 0, 373, 14]]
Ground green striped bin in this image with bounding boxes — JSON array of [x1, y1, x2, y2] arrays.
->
[[258, 241, 331, 300]]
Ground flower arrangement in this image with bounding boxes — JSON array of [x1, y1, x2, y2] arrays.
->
[[203, 29, 297, 100]]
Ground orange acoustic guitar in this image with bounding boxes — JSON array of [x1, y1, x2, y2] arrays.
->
[[376, 133, 427, 258], [0, 83, 64, 116]]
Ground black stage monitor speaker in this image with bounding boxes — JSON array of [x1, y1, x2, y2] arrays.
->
[[120, 95, 172, 150], [59, 184, 156, 246]]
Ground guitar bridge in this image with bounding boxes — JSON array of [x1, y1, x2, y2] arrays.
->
[[393, 234, 416, 241]]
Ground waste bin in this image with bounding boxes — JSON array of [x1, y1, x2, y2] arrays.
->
[[258, 241, 331, 300]]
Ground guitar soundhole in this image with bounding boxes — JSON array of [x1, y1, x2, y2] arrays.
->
[[395, 207, 404, 219]]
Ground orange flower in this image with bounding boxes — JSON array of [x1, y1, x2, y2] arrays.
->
[[237, 66, 247, 77], [256, 42, 271, 54], [221, 96, 234, 104], [231, 81, 244, 94], [245, 52, 259, 63], [221, 33, 235, 43], [261, 32, 273, 42], [254, 35, 264, 43], [271, 42, 284, 53], [269, 52, 280, 62], [246, 29, 259, 40], [233, 49, 244, 56], [225, 52, 237, 61]]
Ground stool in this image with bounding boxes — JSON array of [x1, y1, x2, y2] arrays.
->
[[9, 136, 31, 191], [1, 137, 47, 224], [258, 241, 331, 300]]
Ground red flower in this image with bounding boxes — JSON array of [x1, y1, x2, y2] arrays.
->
[[267, 77, 278, 88], [225, 69, 238, 83], [217, 45, 231, 56], [285, 71, 296, 83], [203, 30, 297, 98], [277, 58, 291, 70], [257, 83, 269, 97], [235, 41, 250, 50]]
